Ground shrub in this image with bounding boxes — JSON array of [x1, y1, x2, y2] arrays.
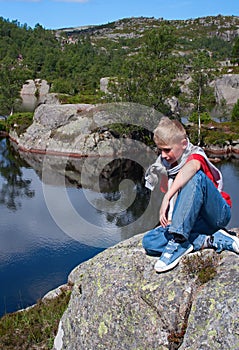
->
[[6, 112, 34, 135], [182, 251, 221, 285], [0, 120, 6, 132], [188, 111, 212, 124], [203, 131, 235, 145]]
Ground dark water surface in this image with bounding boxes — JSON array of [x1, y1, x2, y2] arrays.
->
[[0, 138, 238, 317], [217, 160, 239, 228], [0, 143, 102, 316], [0, 138, 152, 317]]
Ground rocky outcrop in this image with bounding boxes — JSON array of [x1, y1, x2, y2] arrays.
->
[[10, 101, 239, 161], [11, 103, 106, 156], [20, 79, 59, 112], [10, 102, 161, 158], [21, 79, 50, 96], [211, 74, 239, 106], [53, 229, 239, 350]]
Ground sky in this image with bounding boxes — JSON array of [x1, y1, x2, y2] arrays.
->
[[0, 0, 238, 30]]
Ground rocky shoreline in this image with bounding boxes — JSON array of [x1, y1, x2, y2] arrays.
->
[[5, 102, 239, 162], [7, 125, 239, 158]]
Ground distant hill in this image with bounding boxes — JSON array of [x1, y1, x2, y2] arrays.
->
[[1, 15, 239, 117], [55, 15, 239, 57]]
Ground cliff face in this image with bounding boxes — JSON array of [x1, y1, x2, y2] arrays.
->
[[53, 229, 239, 350]]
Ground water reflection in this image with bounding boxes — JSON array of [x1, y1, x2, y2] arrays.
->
[[20, 148, 161, 245], [19, 95, 38, 113], [0, 138, 160, 316], [0, 139, 35, 210], [217, 160, 239, 229]]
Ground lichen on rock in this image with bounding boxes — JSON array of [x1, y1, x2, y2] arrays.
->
[[53, 229, 239, 350]]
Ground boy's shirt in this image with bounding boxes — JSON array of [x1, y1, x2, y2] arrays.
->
[[145, 140, 231, 208], [187, 153, 232, 207]]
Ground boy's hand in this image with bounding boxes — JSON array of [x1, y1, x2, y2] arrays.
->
[[159, 193, 170, 227]]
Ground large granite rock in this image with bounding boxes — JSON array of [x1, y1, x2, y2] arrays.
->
[[11, 102, 161, 158], [53, 229, 239, 350], [211, 74, 239, 105]]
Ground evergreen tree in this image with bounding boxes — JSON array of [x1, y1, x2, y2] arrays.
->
[[0, 58, 28, 115], [110, 25, 183, 113], [231, 99, 239, 121], [231, 37, 239, 64], [0, 15, 238, 114]]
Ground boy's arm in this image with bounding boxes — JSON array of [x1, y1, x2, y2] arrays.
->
[[159, 159, 201, 227], [168, 159, 201, 198]]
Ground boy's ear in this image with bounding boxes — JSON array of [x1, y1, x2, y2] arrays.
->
[[181, 138, 188, 149]]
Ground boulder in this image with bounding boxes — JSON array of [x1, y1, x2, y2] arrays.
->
[[212, 74, 239, 105], [9, 99, 239, 160], [11, 102, 161, 158], [21, 79, 37, 95], [21, 79, 50, 96], [12, 103, 97, 155], [100, 77, 110, 93], [53, 229, 239, 350]]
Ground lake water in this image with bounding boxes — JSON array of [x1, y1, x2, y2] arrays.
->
[[0, 137, 239, 317]]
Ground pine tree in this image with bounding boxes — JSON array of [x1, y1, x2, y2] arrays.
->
[[231, 99, 239, 121]]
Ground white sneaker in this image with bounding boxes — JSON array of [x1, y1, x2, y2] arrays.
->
[[209, 229, 239, 253], [154, 239, 193, 272]]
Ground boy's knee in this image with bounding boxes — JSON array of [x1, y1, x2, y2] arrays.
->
[[142, 226, 169, 250], [142, 231, 152, 249], [142, 231, 160, 256]]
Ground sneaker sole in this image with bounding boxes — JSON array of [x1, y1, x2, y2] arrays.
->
[[154, 245, 193, 273], [218, 229, 239, 253]]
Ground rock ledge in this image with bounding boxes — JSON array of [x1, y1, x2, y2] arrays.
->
[[53, 229, 239, 350]]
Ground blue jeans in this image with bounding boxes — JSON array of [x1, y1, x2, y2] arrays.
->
[[142, 170, 231, 254]]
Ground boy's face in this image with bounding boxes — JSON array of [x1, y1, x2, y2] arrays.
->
[[155, 139, 187, 165]]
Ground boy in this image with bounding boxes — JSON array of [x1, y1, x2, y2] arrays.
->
[[142, 116, 239, 272]]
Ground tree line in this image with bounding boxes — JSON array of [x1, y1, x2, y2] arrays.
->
[[0, 16, 239, 120]]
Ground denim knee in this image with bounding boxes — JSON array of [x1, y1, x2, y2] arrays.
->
[[216, 203, 231, 227], [142, 226, 172, 255]]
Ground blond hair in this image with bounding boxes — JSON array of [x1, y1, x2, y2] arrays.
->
[[153, 116, 187, 145]]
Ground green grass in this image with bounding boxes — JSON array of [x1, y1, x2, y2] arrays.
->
[[58, 91, 107, 104], [0, 286, 72, 350], [5, 112, 34, 136], [186, 121, 239, 146]]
